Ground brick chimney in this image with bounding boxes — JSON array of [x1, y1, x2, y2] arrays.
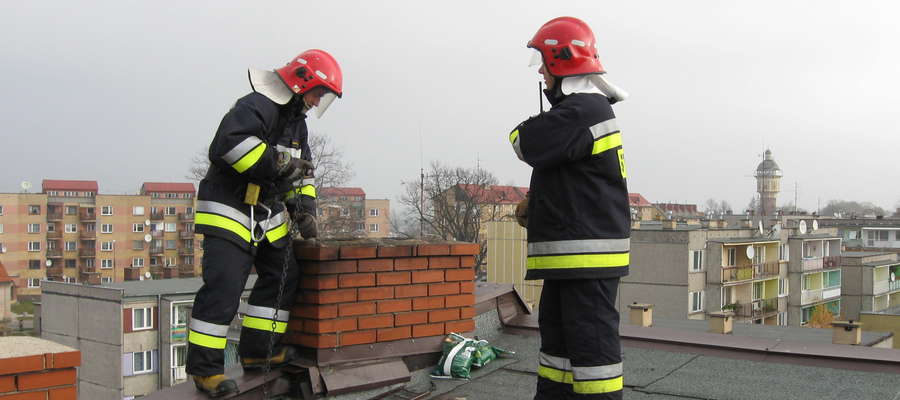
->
[[285, 240, 478, 361], [0, 337, 80, 399]]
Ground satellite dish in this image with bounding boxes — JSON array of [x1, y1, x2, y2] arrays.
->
[[45, 259, 52, 267], [21, 181, 32, 192], [758, 221, 764, 235], [144, 234, 152, 243], [746, 246, 755, 260], [799, 220, 808, 235], [812, 220, 819, 231], [145, 219, 151, 226], [144, 271, 152, 279]]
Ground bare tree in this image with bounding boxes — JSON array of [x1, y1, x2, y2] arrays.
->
[[820, 200, 887, 218], [186, 147, 210, 183], [703, 198, 733, 215]]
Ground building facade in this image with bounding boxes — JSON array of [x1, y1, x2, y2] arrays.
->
[[317, 187, 391, 239], [841, 251, 900, 320]]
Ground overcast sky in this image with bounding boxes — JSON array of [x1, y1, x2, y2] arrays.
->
[[2, 1, 898, 213]]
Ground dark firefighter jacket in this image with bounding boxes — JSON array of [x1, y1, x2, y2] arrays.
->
[[196, 91, 316, 252], [509, 92, 630, 280]]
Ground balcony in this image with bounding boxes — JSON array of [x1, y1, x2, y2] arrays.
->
[[178, 212, 194, 221], [46, 265, 64, 279], [47, 230, 62, 239], [79, 272, 100, 285], [47, 211, 63, 221], [79, 209, 96, 221], [891, 280, 900, 292], [178, 265, 196, 278], [721, 262, 780, 283], [163, 266, 178, 279], [79, 264, 97, 274], [79, 230, 96, 240], [151, 230, 164, 238], [79, 248, 96, 258], [179, 231, 195, 239], [801, 258, 823, 272], [124, 267, 143, 281], [823, 286, 841, 300], [735, 298, 778, 319], [46, 249, 63, 258], [178, 247, 194, 256], [151, 212, 164, 221], [150, 247, 164, 255], [801, 288, 823, 305], [823, 256, 841, 269]]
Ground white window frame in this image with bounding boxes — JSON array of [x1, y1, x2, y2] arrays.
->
[[165, 206, 177, 216], [65, 223, 77, 233], [133, 257, 144, 267], [369, 208, 379, 217], [64, 205, 77, 215], [27, 241, 41, 252], [101, 241, 114, 251], [63, 276, 76, 284], [171, 344, 187, 368], [726, 248, 736, 266], [46, 223, 54, 233], [777, 312, 788, 326], [369, 223, 379, 233], [27, 223, 41, 233], [27, 278, 41, 288], [165, 223, 177, 232], [133, 206, 145, 216], [171, 302, 191, 327], [100, 276, 111, 284], [166, 193, 179, 199], [780, 243, 789, 261], [84, 258, 95, 268], [101, 224, 113, 234], [133, 350, 153, 374], [101, 205, 113, 216], [133, 223, 145, 233], [0, 224, 3, 234], [690, 250, 704, 272], [28, 205, 41, 215], [101, 259, 113, 269], [64, 241, 77, 251], [778, 278, 788, 297], [133, 307, 153, 330], [689, 290, 704, 313], [721, 286, 731, 308]]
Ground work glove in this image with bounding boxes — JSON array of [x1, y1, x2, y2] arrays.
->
[[515, 195, 529, 228], [292, 211, 318, 240], [276, 151, 314, 182]]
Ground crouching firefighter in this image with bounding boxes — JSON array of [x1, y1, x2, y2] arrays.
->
[[509, 17, 631, 400], [186, 49, 342, 397]]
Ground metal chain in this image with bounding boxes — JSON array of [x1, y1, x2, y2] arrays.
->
[[262, 214, 292, 399]]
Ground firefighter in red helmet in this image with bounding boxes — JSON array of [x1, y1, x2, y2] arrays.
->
[[509, 17, 629, 400], [187, 49, 342, 397]]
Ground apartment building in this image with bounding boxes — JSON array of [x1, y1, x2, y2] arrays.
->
[[818, 218, 900, 252], [0, 180, 200, 300], [364, 198, 390, 238], [40, 278, 253, 400], [786, 233, 843, 325], [317, 187, 391, 238], [841, 251, 900, 319]]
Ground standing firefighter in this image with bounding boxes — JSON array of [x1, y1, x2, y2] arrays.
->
[[510, 17, 630, 400], [187, 50, 342, 397]]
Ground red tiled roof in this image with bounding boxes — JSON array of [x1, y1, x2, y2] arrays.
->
[[141, 182, 196, 194], [0, 261, 13, 284], [320, 187, 366, 197], [457, 185, 529, 204], [42, 180, 98, 192], [629, 193, 652, 207], [656, 203, 700, 214]]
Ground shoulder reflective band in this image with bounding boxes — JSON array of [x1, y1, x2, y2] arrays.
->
[[589, 118, 619, 139], [242, 316, 287, 333], [509, 129, 525, 161], [592, 132, 622, 155], [527, 253, 629, 269], [300, 184, 316, 198], [223, 136, 267, 173], [245, 305, 290, 322], [188, 319, 229, 349], [265, 221, 289, 243], [529, 239, 630, 256], [196, 201, 252, 243]]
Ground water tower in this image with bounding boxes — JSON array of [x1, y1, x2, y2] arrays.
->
[[754, 149, 782, 217]]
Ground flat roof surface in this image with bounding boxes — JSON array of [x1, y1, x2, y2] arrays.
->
[[644, 318, 890, 346], [0, 337, 76, 358], [788, 234, 841, 240], [101, 276, 256, 297], [708, 237, 780, 244], [843, 251, 894, 257]]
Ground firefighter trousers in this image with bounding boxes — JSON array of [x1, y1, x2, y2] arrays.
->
[[535, 278, 623, 400], [186, 236, 300, 377]]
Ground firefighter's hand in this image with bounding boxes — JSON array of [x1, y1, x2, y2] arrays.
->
[[515, 195, 528, 228], [276, 152, 314, 181], [293, 211, 318, 239]]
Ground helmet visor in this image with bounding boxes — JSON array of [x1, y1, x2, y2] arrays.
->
[[315, 91, 338, 119], [528, 48, 543, 67]]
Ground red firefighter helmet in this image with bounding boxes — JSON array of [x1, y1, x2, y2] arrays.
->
[[527, 16, 605, 77], [276, 49, 343, 98]]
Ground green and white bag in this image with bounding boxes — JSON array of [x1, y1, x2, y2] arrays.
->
[[431, 333, 477, 380]]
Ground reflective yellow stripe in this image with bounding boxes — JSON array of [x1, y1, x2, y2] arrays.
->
[[592, 132, 622, 155], [242, 316, 287, 333], [538, 365, 573, 384], [188, 330, 227, 349], [300, 185, 316, 198], [528, 253, 629, 269], [265, 221, 289, 243], [232, 143, 267, 173], [573, 376, 624, 394], [509, 129, 520, 144], [196, 212, 251, 243]]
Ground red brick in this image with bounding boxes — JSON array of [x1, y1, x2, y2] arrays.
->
[[49, 386, 77, 400], [377, 299, 412, 313], [303, 318, 357, 334], [413, 296, 445, 310], [358, 258, 394, 272], [460, 306, 476, 319], [339, 245, 377, 259], [0, 392, 47, 400], [377, 271, 411, 286], [377, 326, 411, 342], [303, 260, 357, 275], [292, 304, 338, 319], [287, 319, 304, 332], [0, 375, 14, 393], [377, 245, 414, 258], [394, 284, 428, 298], [301, 275, 338, 290], [450, 243, 480, 255], [445, 294, 475, 308], [340, 330, 376, 346], [460, 281, 475, 294], [445, 319, 476, 334], [429, 282, 460, 296], [460, 255, 477, 268], [358, 314, 394, 329], [47, 351, 80, 369], [411, 270, 444, 283], [0, 354, 44, 375], [394, 257, 429, 271], [429, 308, 460, 323], [339, 273, 376, 288], [285, 332, 337, 348], [394, 311, 428, 326], [358, 286, 394, 301], [418, 244, 450, 256], [413, 322, 445, 338], [428, 256, 460, 269], [339, 302, 376, 317], [17, 368, 76, 391], [445, 268, 475, 282], [294, 243, 339, 260], [309, 289, 358, 304]]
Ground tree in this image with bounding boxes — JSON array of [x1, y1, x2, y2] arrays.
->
[[746, 195, 759, 215], [806, 304, 835, 329], [703, 199, 732, 215], [819, 200, 887, 218], [777, 201, 808, 215]]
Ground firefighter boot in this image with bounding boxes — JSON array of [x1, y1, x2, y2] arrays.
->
[[241, 346, 298, 371], [192, 374, 238, 398]]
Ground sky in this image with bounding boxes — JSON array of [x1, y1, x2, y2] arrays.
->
[[1, 0, 898, 213]]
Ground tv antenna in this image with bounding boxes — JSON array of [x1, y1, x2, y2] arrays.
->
[[20, 181, 32, 193]]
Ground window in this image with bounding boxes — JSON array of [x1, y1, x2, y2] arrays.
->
[[101, 259, 113, 269], [721, 286, 732, 308], [133, 206, 145, 216], [165, 240, 177, 250], [726, 248, 736, 266], [369, 208, 379, 217], [101, 224, 113, 233], [46, 223, 55, 233], [825, 270, 841, 288], [65, 259, 76, 268], [0, 205, 3, 215], [101, 241, 114, 251], [185, 206, 194, 215], [133, 257, 144, 267], [101, 276, 112, 284], [165, 206, 177, 216], [166, 193, 179, 199], [65, 224, 77, 233], [166, 257, 177, 267], [689, 291, 704, 313], [752, 281, 763, 301], [83, 223, 95, 232], [172, 303, 190, 327], [151, 192, 160, 198], [165, 223, 176, 232], [65, 205, 77, 215], [184, 222, 194, 232], [340, 208, 350, 216], [779, 243, 789, 261], [172, 344, 187, 369], [801, 306, 813, 325], [752, 245, 765, 264], [64, 191, 77, 197], [778, 278, 788, 297], [777, 312, 788, 326], [64, 241, 76, 251], [47, 240, 57, 250], [132, 240, 144, 250], [369, 223, 379, 232], [150, 257, 160, 267], [182, 256, 194, 265], [28, 241, 41, 252], [133, 307, 153, 330], [0, 224, 3, 234], [690, 250, 703, 272], [355, 223, 365, 231], [356, 208, 364, 218], [133, 350, 153, 374], [133, 223, 145, 233], [28, 205, 41, 215], [27, 278, 41, 288], [880, 231, 889, 241], [84, 258, 95, 268], [29, 260, 41, 270], [101, 206, 113, 216], [27, 223, 41, 233], [63, 276, 76, 283]]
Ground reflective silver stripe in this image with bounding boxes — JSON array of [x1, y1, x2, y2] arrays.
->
[[589, 118, 619, 139], [301, 178, 315, 186], [196, 201, 251, 229], [511, 137, 525, 161], [539, 352, 571, 370], [222, 136, 264, 165], [245, 305, 290, 322], [189, 318, 230, 337], [275, 144, 302, 159], [529, 239, 630, 256], [262, 211, 286, 232], [572, 363, 623, 380]]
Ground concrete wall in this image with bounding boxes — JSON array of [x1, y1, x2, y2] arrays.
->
[[619, 282, 688, 319], [124, 373, 158, 398], [859, 312, 900, 349]]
